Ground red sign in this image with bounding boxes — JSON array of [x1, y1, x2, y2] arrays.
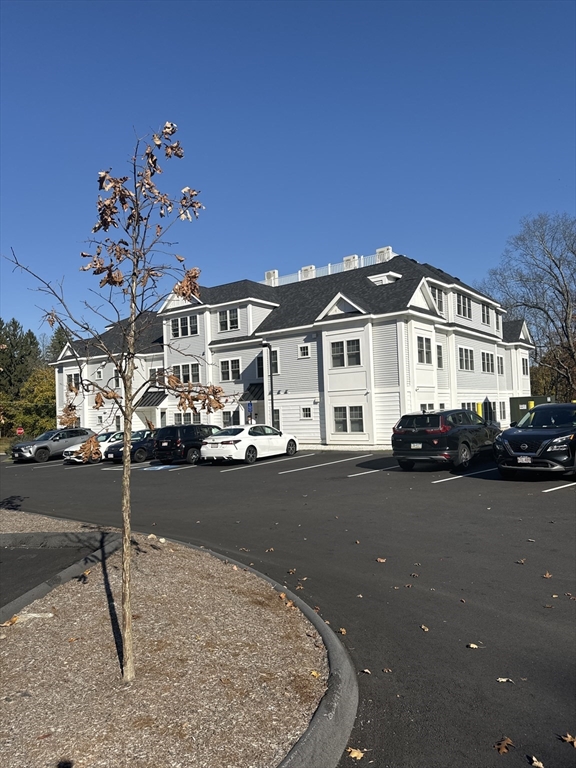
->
[[16, 427, 24, 436]]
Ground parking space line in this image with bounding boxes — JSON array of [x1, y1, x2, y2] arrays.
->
[[219, 453, 316, 473], [348, 465, 398, 477], [278, 454, 373, 475], [168, 465, 197, 472], [431, 467, 497, 484], [542, 481, 576, 493]]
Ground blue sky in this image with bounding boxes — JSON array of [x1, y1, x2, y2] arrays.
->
[[1, 0, 574, 336]]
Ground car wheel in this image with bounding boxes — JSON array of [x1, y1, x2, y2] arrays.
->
[[455, 442, 471, 469], [244, 445, 257, 464], [186, 448, 200, 465], [133, 448, 147, 463], [286, 440, 297, 456], [497, 466, 516, 480], [34, 448, 50, 463], [398, 459, 415, 471]]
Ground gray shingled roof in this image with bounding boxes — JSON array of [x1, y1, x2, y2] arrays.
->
[[502, 319, 526, 343], [57, 311, 163, 362]]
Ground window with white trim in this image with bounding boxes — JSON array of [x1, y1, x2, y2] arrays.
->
[[256, 354, 264, 378], [430, 285, 444, 314], [497, 356, 504, 375], [439, 403, 446, 410], [114, 369, 120, 387], [331, 339, 361, 368], [301, 407, 312, 419], [95, 369, 103, 380], [334, 405, 364, 433], [97, 415, 103, 425], [219, 308, 239, 332], [499, 401, 506, 420], [223, 410, 241, 427], [115, 415, 121, 430], [298, 345, 310, 359], [495, 313, 500, 331], [458, 347, 474, 371], [437, 344, 444, 369], [481, 352, 494, 373], [270, 349, 279, 375], [172, 363, 200, 384], [67, 373, 80, 391], [171, 315, 198, 338], [481, 304, 490, 325], [417, 336, 432, 364], [456, 293, 472, 319], [220, 358, 241, 381], [461, 402, 477, 412], [522, 358, 529, 376]]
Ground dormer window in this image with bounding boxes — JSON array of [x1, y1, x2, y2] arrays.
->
[[369, 271, 402, 286], [219, 308, 239, 332]]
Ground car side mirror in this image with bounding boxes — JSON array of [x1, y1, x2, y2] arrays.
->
[[52, 436, 60, 442], [510, 421, 517, 428]]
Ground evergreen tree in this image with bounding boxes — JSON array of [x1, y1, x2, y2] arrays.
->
[[45, 326, 69, 363], [0, 318, 42, 398]]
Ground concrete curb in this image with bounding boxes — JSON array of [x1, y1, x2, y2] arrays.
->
[[0, 531, 122, 623], [174, 539, 359, 768]]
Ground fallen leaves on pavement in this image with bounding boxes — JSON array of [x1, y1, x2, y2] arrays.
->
[[376, 557, 386, 563], [494, 737, 514, 754], [542, 571, 552, 579], [560, 733, 576, 747], [0, 615, 18, 627], [496, 678, 515, 684], [420, 625, 429, 632], [529, 758, 545, 767]]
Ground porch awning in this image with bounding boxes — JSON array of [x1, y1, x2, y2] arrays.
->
[[135, 390, 168, 408], [238, 383, 264, 402]]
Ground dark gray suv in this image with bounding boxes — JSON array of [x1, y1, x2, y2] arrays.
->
[[493, 403, 576, 478], [154, 424, 221, 464]]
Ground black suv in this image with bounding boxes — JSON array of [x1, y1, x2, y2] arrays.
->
[[392, 409, 500, 471], [493, 403, 576, 479], [154, 424, 221, 464]]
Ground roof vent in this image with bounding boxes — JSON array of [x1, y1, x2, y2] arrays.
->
[[343, 254, 359, 271], [264, 269, 278, 286]]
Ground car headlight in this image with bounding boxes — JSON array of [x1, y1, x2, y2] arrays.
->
[[546, 434, 574, 451]]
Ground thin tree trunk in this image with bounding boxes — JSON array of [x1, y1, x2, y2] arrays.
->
[[120, 392, 135, 681]]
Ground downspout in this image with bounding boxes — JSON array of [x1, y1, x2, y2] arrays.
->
[[262, 342, 275, 425]]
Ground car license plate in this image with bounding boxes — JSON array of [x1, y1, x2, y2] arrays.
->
[[161, 441, 168, 446], [517, 456, 532, 464], [411, 443, 422, 449], [107, 453, 114, 459]]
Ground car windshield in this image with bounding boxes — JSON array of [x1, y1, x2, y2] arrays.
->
[[131, 430, 150, 441], [214, 428, 244, 436], [34, 430, 60, 441], [96, 432, 114, 442], [517, 408, 576, 429], [397, 415, 441, 429]]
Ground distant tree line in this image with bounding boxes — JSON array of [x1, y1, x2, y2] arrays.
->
[[0, 319, 67, 437]]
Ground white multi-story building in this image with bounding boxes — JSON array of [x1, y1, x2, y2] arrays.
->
[[54, 247, 533, 447]]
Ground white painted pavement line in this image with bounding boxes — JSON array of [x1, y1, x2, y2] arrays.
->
[[542, 481, 576, 493], [431, 467, 497, 484], [347, 465, 398, 477], [168, 464, 197, 471], [278, 454, 373, 475], [219, 453, 316, 473]]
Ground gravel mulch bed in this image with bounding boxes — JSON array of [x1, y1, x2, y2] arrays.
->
[[0, 509, 328, 768]]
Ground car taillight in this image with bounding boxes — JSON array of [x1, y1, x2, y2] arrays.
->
[[220, 440, 240, 445], [201, 441, 208, 446], [424, 425, 451, 434], [393, 427, 406, 434], [175, 438, 181, 446]]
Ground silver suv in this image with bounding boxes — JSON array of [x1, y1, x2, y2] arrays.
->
[[12, 428, 95, 463]]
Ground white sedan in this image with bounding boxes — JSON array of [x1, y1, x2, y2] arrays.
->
[[200, 425, 299, 464]]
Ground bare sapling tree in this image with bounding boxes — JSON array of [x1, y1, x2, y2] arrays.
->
[[480, 213, 576, 401], [9, 122, 226, 681]]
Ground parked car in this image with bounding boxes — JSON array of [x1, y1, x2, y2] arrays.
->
[[154, 424, 221, 464], [63, 430, 124, 464], [11, 428, 95, 463], [493, 403, 576, 478], [392, 409, 500, 471], [106, 430, 155, 463], [201, 424, 299, 464]]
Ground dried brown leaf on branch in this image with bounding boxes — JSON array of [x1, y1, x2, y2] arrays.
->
[[76, 436, 102, 463], [173, 267, 201, 301], [93, 392, 104, 410], [493, 737, 514, 754]]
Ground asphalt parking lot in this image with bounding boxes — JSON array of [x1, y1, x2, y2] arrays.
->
[[1, 450, 575, 768]]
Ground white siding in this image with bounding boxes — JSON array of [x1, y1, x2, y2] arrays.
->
[[374, 392, 401, 446], [272, 335, 319, 393], [273, 397, 322, 442], [436, 333, 449, 389], [251, 305, 274, 332], [372, 323, 399, 387]]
